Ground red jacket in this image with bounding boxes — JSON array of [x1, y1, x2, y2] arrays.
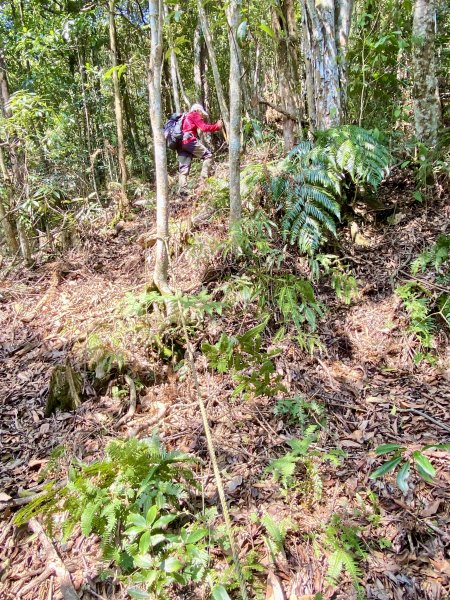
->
[[181, 111, 221, 144]]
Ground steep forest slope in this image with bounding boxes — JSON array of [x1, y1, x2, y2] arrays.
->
[[1, 157, 449, 599]]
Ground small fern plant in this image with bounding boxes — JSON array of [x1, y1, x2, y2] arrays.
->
[[14, 437, 198, 560], [201, 322, 286, 399], [324, 515, 367, 599]]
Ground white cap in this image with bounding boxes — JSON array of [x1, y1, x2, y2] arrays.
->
[[190, 103, 208, 117]]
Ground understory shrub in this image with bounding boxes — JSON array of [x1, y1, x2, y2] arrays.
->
[[242, 125, 390, 253], [14, 437, 221, 598]]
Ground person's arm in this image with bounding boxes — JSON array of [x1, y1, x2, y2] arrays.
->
[[191, 112, 222, 133]]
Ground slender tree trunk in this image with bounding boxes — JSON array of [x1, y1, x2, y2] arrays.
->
[[272, 0, 302, 150], [108, 0, 129, 213], [148, 0, 171, 295], [412, 0, 440, 146], [335, 0, 353, 114], [0, 145, 19, 254], [301, 0, 353, 130], [193, 19, 204, 104], [227, 0, 242, 226], [0, 49, 31, 262], [169, 50, 181, 113], [197, 0, 230, 133], [175, 54, 190, 108], [76, 44, 99, 200]]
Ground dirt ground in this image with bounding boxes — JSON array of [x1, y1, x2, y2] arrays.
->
[[0, 173, 449, 599]]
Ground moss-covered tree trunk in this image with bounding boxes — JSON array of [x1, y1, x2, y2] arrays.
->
[[149, 0, 171, 296], [227, 0, 242, 226], [412, 0, 440, 146]]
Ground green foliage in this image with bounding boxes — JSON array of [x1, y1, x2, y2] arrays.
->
[[258, 513, 294, 563], [86, 333, 126, 379], [274, 396, 326, 431], [14, 437, 218, 597], [411, 235, 450, 275], [324, 515, 367, 599], [242, 126, 389, 254], [396, 235, 450, 363], [370, 442, 449, 494], [265, 426, 343, 502], [201, 322, 286, 399]]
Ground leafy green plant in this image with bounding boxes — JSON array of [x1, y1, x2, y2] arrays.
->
[[274, 396, 326, 431], [369, 442, 449, 494], [242, 126, 390, 254], [324, 515, 367, 599], [265, 426, 342, 499], [14, 437, 218, 597], [411, 234, 450, 275], [202, 322, 285, 399], [86, 333, 126, 379], [396, 282, 436, 362]]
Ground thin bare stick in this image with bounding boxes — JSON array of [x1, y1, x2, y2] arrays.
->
[[398, 407, 450, 434], [28, 519, 79, 600]]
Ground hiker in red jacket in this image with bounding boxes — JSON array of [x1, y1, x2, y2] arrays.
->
[[177, 103, 222, 197]]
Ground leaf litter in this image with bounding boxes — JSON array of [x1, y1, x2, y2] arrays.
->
[[0, 177, 449, 599]]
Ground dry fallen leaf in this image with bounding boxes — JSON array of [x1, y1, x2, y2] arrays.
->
[[420, 499, 440, 517]]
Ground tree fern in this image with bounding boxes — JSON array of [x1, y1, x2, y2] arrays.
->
[[324, 515, 367, 597], [242, 125, 390, 254]]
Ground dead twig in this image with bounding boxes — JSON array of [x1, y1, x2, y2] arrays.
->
[[28, 518, 79, 600], [19, 567, 53, 598], [397, 407, 450, 434]]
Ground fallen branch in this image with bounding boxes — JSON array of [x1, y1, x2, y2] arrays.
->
[[398, 407, 450, 434], [258, 98, 298, 122], [28, 518, 79, 600], [125, 402, 168, 438], [114, 374, 137, 429]]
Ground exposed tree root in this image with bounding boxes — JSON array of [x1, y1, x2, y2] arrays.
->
[[28, 518, 79, 600]]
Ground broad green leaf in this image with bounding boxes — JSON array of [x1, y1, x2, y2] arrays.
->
[[139, 530, 151, 554], [146, 505, 158, 525], [153, 514, 177, 529], [129, 513, 147, 528], [124, 526, 146, 537], [369, 455, 402, 479], [412, 451, 436, 480], [161, 556, 183, 573], [422, 443, 450, 451], [212, 585, 232, 600], [396, 460, 410, 494], [128, 589, 152, 599], [374, 443, 405, 455], [259, 23, 275, 38], [134, 554, 153, 569], [150, 533, 166, 546], [185, 528, 208, 544]]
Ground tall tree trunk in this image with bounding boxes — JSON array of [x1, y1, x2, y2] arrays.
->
[[197, 0, 230, 133], [0, 49, 31, 263], [108, 0, 129, 214], [301, 0, 353, 130], [169, 49, 181, 113], [76, 44, 100, 200], [335, 0, 353, 114], [193, 19, 204, 104], [272, 0, 302, 150], [148, 0, 170, 295], [0, 145, 19, 254], [412, 0, 440, 146], [227, 0, 242, 226]]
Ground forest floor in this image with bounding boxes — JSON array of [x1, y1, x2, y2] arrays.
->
[[0, 161, 449, 600]]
